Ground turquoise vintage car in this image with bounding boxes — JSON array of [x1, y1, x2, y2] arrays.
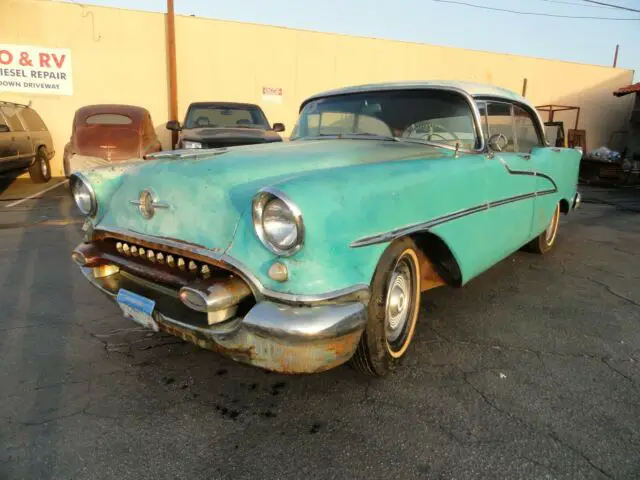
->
[[70, 81, 581, 376]]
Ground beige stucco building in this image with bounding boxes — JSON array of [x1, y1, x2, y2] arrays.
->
[[0, 0, 635, 176]]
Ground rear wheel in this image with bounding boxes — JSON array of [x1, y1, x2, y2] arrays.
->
[[527, 203, 560, 254], [28, 147, 52, 183], [351, 238, 422, 376]]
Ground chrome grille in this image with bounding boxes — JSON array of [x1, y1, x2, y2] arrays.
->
[[115, 241, 213, 279]]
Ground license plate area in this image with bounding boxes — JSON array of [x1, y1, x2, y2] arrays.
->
[[116, 288, 159, 331]]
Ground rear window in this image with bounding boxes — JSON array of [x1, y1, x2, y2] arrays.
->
[[0, 105, 25, 132], [19, 108, 48, 131], [85, 114, 133, 125]]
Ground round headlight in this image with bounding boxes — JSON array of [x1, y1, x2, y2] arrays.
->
[[253, 190, 304, 256], [70, 174, 96, 216], [263, 199, 298, 249]]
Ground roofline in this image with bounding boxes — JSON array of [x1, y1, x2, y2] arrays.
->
[[299, 81, 533, 109], [187, 102, 262, 108]]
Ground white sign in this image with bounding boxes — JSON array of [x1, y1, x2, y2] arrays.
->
[[262, 86, 283, 104], [0, 44, 73, 96]]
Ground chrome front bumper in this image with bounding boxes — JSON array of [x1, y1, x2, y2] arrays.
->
[[80, 267, 367, 374]]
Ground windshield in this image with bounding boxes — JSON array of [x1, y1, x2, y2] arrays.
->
[[184, 105, 270, 129], [291, 89, 480, 149]]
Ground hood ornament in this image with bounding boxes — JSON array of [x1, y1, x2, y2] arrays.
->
[[130, 189, 170, 219]]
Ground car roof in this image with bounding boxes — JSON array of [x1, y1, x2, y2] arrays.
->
[[74, 104, 149, 125], [188, 102, 262, 110], [301, 81, 535, 111]]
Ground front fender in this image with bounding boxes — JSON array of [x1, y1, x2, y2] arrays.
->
[[72, 161, 145, 224], [225, 158, 453, 296]]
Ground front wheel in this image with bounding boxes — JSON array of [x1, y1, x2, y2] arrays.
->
[[28, 147, 52, 183], [526, 203, 560, 254], [350, 238, 422, 376]]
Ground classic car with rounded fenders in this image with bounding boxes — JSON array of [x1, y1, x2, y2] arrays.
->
[[70, 81, 581, 376], [63, 104, 162, 177]]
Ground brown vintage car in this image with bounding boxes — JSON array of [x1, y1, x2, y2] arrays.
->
[[63, 104, 162, 177]]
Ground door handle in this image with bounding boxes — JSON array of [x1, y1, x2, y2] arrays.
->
[[551, 148, 561, 152], [519, 153, 531, 160]]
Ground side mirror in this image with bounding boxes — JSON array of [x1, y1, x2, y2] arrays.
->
[[0, 124, 9, 133], [273, 123, 285, 133], [488, 133, 507, 152], [166, 120, 182, 132]]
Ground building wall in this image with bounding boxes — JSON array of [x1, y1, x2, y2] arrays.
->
[[1, 0, 635, 176]]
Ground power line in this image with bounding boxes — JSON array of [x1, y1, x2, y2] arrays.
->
[[432, 0, 640, 19], [536, 0, 618, 8], [581, 0, 640, 13]]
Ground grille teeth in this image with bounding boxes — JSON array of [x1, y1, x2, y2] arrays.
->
[[201, 265, 211, 279], [114, 241, 214, 277]]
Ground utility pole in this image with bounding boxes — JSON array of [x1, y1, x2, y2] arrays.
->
[[613, 44, 619, 68], [167, 0, 178, 149]]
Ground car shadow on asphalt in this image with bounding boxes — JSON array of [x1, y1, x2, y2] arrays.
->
[[0, 187, 78, 480], [0, 171, 21, 196]]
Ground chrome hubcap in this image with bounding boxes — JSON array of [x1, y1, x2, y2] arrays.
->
[[41, 158, 48, 176], [385, 259, 412, 343]]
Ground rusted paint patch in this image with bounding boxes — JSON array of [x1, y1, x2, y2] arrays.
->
[[418, 252, 447, 292], [157, 318, 361, 374]]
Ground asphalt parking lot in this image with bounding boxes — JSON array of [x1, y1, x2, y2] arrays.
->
[[0, 178, 639, 479]]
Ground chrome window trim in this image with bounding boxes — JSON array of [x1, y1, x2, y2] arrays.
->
[[252, 186, 305, 257], [473, 95, 547, 148], [87, 226, 368, 304], [294, 86, 486, 154], [69, 171, 97, 217]]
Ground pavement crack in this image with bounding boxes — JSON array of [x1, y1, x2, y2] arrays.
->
[[601, 357, 636, 384], [587, 277, 640, 307], [20, 410, 84, 427], [463, 370, 614, 478], [547, 432, 613, 479]]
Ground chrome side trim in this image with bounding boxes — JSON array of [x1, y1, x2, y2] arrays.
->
[[88, 226, 369, 304], [350, 189, 557, 248]]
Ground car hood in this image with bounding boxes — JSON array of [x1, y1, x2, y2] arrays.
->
[[96, 139, 449, 253], [182, 127, 282, 146]]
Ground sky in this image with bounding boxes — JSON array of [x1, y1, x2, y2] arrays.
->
[[63, 0, 639, 80]]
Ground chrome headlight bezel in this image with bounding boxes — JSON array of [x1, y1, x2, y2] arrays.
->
[[183, 140, 202, 149], [69, 172, 97, 216], [252, 187, 304, 256]]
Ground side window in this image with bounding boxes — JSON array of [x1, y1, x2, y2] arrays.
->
[[513, 105, 542, 152], [19, 108, 48, 131], [486, 102, 515, 152], [0, 106, 26, 132]]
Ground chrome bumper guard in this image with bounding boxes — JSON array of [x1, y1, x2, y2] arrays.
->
[[80, 267, 367, 373], [573, 191, 581, 210]]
